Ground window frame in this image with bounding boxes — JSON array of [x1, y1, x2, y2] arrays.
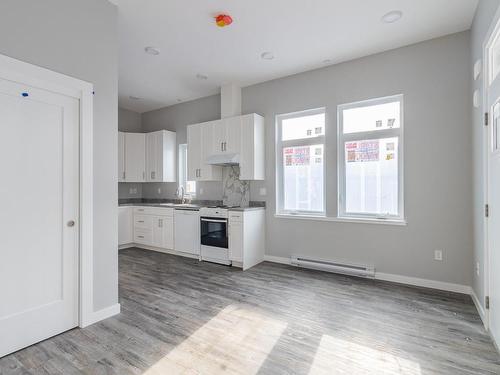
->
[[337, 94, 405, 222], [178, 143, 196, 197], [276, 107, 327, 216]]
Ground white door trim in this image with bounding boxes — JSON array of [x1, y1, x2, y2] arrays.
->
[[482, 6, 500, 332], [0, 53, 95, 328]]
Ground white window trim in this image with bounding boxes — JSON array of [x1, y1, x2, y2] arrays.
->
[[276, 107, 326, 216], [337, 94, 405, 222], [178, 144, 196, 197]]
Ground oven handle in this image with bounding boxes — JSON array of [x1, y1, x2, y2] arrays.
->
[[200, 218, 227, 223]]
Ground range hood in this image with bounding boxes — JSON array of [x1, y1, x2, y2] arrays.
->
[[205, 152, 239, 166]]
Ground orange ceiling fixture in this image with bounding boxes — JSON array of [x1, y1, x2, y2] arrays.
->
[[215, 14, 233, 28]]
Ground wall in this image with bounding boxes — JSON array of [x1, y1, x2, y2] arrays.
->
[[142, 32, 473, 287], [119, 107, 142, 199], [141, 94, 223, 200], [0, 0, 118, 311], [470, 0, 500, 310]]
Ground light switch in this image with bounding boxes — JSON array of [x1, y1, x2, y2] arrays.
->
[[259, 187, 267, 196]]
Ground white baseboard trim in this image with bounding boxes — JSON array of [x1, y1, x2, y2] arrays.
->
[[375, 273, 471, 295], [471, 288, 487, 327], [81, 303, 120, 327], [263, 255, 471, 294], [120, 243, 200, 260]]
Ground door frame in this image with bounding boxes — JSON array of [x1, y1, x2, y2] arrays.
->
[[0, 54, 95, 327], [483, 6, 500, 332]]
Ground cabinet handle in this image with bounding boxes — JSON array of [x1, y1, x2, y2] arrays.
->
[[123, 172, 126, 179], [138, 235, 144, 239], [198, 169, 201, 178], [138, 220, 144, 223], [221, 142, 224, 152], [223, 142, 227, 152], [159, 219, 163, 228], [143, 171, 145, 180], [151, 171, 155, 180]]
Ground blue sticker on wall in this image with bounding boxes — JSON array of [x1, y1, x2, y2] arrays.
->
[[21, 92, 29, 97]]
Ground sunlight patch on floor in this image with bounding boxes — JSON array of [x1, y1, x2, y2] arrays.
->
[[308, 335, 422, 375], [142, 304, 288, 375]]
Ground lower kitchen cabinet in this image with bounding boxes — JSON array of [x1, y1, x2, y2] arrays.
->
[[228, 210, 265, 270], [118, 206, 133, 246]]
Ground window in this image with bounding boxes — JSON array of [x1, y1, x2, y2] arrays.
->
[[276, 108, 325, 215], [338, 95, 404, 221], [178, 144, 196, 196]]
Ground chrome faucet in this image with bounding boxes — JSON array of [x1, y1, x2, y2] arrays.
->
[[176, 186, 187, 204]]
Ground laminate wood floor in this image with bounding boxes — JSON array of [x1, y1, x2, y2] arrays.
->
[[1, 248, 499, 375]]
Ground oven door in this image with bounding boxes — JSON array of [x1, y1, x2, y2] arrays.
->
[[200, 217, 228, 249]]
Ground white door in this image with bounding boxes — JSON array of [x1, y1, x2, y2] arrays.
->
[[118, 132, 125, 182], [486, 20, 500, 344], [187, 124, 201, 181], [125, 133, 145, 182], [0, 78, 79, 357]]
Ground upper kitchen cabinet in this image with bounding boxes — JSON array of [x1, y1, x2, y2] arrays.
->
[[211, 117, 241, 155], [118, 132, 125, 182], [239, 114, 265, 180], [146, 130, 176, 182], [124, 133, 146, 182], [187, 123, 222, 181]]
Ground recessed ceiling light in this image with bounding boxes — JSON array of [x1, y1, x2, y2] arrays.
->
[[144, 46, 160, 55], [381, 10, 403, 24], [196, 74, 208, 80], [323, 59, 332, 64], [177, 98, 182, 102], [129, 96, 142, 100], [261, 52, 275, 60]]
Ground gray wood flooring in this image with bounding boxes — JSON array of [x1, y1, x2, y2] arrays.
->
[[1, 247, 499, 374]]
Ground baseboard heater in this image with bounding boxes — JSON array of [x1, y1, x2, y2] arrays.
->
[[291, 256, 375, 278]]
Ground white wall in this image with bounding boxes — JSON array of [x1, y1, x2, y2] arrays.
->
[[0, 0, 119, 311], [470, 0, 500, 310], [142, 32, 473, 287]]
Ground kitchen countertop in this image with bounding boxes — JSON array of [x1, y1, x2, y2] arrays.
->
[[118, 202, 266, 211]]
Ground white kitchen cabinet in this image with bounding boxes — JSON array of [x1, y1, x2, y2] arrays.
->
[[132, 207, 175, 250], [146, 130, 176, 182], [124, 133, 146, 182], [210, 117, 241, 155], [118, 206, 133, 246], [118, 132, 125, 182], [174, 210, 200, 255], [187, 123, 222, 181], [239, 114, 265, 180], [229, 210, 265, 270]]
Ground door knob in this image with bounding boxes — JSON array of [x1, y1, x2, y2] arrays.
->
[[67, 220, 75, 227]]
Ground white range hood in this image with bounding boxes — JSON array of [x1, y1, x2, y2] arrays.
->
[[205, 152, 239, 166]]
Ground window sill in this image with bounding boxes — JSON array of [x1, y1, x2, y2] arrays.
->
[[274, 213, 407, 226]]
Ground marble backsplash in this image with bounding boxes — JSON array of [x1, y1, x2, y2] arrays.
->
[[222, 166, 250, 207]]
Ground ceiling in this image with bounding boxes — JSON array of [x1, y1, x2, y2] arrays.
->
[[118, 0, 478, 113]]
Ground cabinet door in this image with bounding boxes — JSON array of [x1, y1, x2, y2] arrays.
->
[[125, 133, 146, 182], [118, 132, 125, 182], [229, 220, 243, 262], [224, 116, 241, 154], [211, 119, 225, 155], [118, 207, 133, 245], [151, 215, 164, 248], [146, 132, 159, 182], [187, 125, 201, 181], [162, 216, 174, 250], [200, 122, 222, 181]]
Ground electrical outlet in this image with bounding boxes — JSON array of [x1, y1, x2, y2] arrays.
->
[[476, 262, 480, 276], [157, 188, 161, 194], [199, 188, 204, 195], [434, 250, 443, 261], [129, 187, 137, 195], [259, 187, 267, 196]]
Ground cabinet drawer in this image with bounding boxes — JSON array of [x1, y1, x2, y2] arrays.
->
[[134, 228, 152, 245], [133, 206, 174, 217], [229, 212, 243, 222], [134, 215, 152, 229]]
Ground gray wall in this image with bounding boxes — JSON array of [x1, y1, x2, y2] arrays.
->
[[119, 107, 143, 199], [142, 94, 223, 200], [142, 32, 473, 286], [0, 0, 119, 311], [471, 0, 500, 309]]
